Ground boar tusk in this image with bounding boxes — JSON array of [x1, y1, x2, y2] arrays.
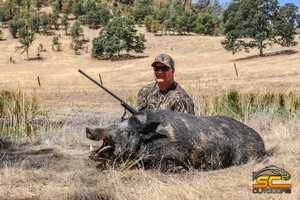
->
[[97, 145, 112, 155], [90, 145, 94, 152]]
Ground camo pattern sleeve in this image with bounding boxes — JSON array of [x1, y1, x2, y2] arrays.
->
[[136, 82, 195, 115]]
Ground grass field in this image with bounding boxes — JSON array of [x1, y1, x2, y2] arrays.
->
[[0, 7, 300, 199]]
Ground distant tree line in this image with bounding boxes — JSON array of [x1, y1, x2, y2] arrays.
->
[[0, 0, 299, 59], [131, 0, 225, 36]]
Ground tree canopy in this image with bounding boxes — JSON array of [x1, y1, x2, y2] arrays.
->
[[91, 17, 146, 59], [195, 12, 215, 35], [221, 0, 298, 56]]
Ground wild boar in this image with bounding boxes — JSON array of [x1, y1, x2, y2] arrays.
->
[[86, 109, 266, 172]]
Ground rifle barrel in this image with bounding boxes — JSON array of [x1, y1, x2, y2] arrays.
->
[[78, 69, 137, 114]]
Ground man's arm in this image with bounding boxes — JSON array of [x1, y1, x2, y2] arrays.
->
[[136, 91, 146, 111], [136, 83, 154, 111], [173, 99, 195, 115], [169, 83, 195, 115]]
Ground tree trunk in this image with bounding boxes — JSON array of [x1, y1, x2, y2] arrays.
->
[[259, 41, 263, 56], [26, 49, 29, 61], [183, 0, 187, 8]]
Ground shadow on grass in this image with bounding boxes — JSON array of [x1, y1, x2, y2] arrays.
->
[[29, 56, 45, 61], [96, 54, 149, 61], [233, 49, 298, 61], [0, 140, 56, 169]]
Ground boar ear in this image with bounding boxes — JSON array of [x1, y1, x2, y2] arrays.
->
[[138, 122, 167, 141], [138, 122, 160, 133], [86, 127, 107, 141]]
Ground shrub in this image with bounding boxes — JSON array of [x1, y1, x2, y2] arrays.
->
[[0, 90, 44, 139]]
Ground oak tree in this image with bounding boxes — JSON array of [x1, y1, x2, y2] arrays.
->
[[221, 0, 298, 56]]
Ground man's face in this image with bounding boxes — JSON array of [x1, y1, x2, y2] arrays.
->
[[153, 62, 175, 85]]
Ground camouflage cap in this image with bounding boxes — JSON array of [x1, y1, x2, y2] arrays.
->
[[151, 54, 175, 68]]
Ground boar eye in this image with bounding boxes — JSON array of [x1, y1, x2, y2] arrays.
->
[[128, 130, 136, 136], [122, 130, 135, 138]]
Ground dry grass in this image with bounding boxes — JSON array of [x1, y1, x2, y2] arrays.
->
[[1, 116, 300, 200], [1, 6, 300, 199]]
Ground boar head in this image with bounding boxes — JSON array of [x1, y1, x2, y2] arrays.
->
[[86, 116, 165, 163]]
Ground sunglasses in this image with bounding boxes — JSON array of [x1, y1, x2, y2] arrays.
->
[[152, 66, 170, 72]]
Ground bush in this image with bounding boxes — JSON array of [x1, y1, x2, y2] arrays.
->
[[0, 90, 44, 139], [8, 15, 25, 38], [70, 20, 83, 41], [28, 13, 41, 33]]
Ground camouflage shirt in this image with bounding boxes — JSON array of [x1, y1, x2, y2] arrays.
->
[[136, 81, 195, 115]]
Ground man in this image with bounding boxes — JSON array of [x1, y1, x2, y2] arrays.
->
[[136, 54, 195, 115]]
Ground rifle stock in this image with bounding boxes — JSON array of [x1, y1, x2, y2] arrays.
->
[[78, 69, 137, 114]]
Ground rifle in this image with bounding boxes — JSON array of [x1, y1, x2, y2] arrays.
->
[[78, 69, 137, 120]]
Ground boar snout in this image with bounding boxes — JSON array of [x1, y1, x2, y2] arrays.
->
[[86, 127, 108, 141], [86, 127, 96, 140]]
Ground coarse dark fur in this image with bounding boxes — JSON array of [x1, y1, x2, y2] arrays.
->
[[86, 109, 266, 172]]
